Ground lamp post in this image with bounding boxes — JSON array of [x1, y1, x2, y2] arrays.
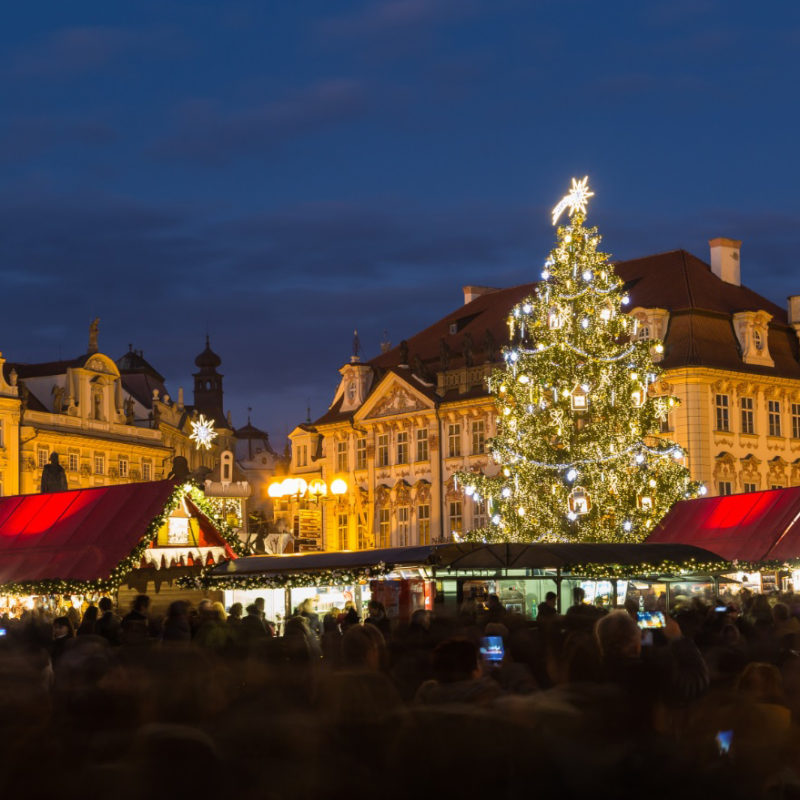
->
[[267, 476, 348, 551]]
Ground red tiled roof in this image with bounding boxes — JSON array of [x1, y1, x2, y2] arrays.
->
[[647, 486, 800, 561], [311, 247, 800, 428], [0, 481, 232, 586]]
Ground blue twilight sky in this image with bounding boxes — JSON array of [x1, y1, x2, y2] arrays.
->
[[1, 0, 799, 444]]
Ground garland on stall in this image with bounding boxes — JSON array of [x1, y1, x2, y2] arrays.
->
[[0, 483, 186, 597], [562, 557, 790, 581], [182, 562, 393, 591], [183, 484, 248, 556]]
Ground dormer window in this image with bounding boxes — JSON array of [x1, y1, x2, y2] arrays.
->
[[733, 310, 774, 368], [629, 307, 669, 362]]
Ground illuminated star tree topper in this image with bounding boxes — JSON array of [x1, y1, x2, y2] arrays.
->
[[190, 414, 218, 450], [551, 176, 595, 225]]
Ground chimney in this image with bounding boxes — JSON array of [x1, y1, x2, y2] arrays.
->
[[709, 238, 742, 286], [462, 285, 499, 305]]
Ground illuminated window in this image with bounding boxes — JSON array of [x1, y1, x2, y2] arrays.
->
[[336, 440, 348, 472], [793, 404, 800, 439], [397, 431, 409, 464], [449, 501, 463, 536], [472, 420, 485, 455], [768, 400, 782, 437], [94, 454, 105, 475], [397, 506, 410, 546], [357, 519, 368, 549], [448, 424, 461, 458], [718, 481, 733, 496], [168, 517, 190, 544], [119, 457, 129, 478], [473, 498, 487, 529], [355, 437, 367, 470], [417, 504, 430, 545], [68, 453, 79, 472], [715, 394, 729, 432], [337, 514, 348, 550], [377, 434, 390, 467], [296, 444, 308, 467], [378, 508, 391, 548], [37, 447, 49, 469], [0, 419, 3, 448], [416, 428, 429, 462], [142, 460, 152, 481], [740, 397, 754, 434]]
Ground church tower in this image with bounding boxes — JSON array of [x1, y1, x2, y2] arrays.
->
[[193, 336, 225, 425]]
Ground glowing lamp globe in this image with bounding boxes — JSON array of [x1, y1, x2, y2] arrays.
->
[[330, 478, 348, 496], [268, 482, 284, 499], [308, 478, 327, 498]]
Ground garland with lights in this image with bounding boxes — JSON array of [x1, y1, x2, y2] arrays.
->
[[455, 177, 703, 544], [184, 562, 393, 591]]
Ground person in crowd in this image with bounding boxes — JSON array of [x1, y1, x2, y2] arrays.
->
[[227, 602, 243, 626], [51, 615, 75, 663], [75, 604, 98, 637], [121, 594, 151, 644], [567, 587, 607, 627], [95, 596, 121, 645], [320, 610, 343, 667], [339, 600, 359, 630], [239, 603, 271, 647], [297, 597, 321, 637], [162, 600, 192, 643], [537, 591, 558, 621], [194, 601, 232, 651], [283, 615, 321, 662], [364, 600, 391, 638]]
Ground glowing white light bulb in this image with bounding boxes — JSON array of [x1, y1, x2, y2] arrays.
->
[[523, 303, 532, 313], [491, 515, 501, 525], [672, 448, 683, 460], [517, 507, 526, 517], [582, 269, 592, 282], [501, 487, 512, 498], [567, 511, 577, 521], [621, 294, 630, 305], [566, 468, 578, 482], [635, 453, 645, 464], [623, 520, 633, 532], [699, 484, 708, 496], [465, 485, 475, 496], [581, 318, 589, 329], [541, 269, 550, 279]]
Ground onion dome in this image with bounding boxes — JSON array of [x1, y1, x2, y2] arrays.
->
[[195, 335, 221, 369]]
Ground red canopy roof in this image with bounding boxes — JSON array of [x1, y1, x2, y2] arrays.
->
[[0, 481, 231, 586], [647, 487, 800, 561]]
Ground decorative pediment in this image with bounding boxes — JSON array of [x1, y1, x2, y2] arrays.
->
[[733, 310, 774, 368], [360, 380, 430, 420], [84, 354, 120, 376]]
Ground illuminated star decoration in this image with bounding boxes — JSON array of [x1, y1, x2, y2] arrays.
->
[[551, 176, 595, 226], [190, 414, 218, 450]]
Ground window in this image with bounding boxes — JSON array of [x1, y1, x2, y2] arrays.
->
[[718, 481, 733, 496], [397, 507, 410, 546], [754, 329, 764, 351], [167, 517, 190, 545], [0, 419, 3, 448], [377, 434, 390, 467], [396, 431, 409, 464], [357, 519, 369, 550], [740, 397, 755, 434], [771, 484, 784, 490], [142, 460, 152, 481], [119, 457, 129, 478], [473, 498, 487, 529], [769, 400, 782, 437], [743, 482, 758, 493], [337, 514, 348, 550], [793, 404, 800, 439], [37, 447, 49, 469], [715, 394, 730, 432], [416, 428, 429, 462], [417, 504, 430, 545], [659, 415, 671, 434], [448, 423, 461, 458], [378, 508, 391, 548], [355, 437, 367, 470], [449, 501, 463, 537], [637, 323, 651, 340], [471, 420, 485, 455], [68, 453, 79, 472], [94, 454, 105, 475], [296, 444, 308, 468], [336, 440, 348, 472]]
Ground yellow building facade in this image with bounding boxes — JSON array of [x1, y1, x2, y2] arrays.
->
[[279, 239, 800, 551]]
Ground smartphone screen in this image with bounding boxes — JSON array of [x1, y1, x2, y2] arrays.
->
[[716, 730, 733, 755], [637, 611, 666, 630], [480, 635, 504, 663]]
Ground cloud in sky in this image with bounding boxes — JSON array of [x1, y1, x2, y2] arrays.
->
[[152, 79, 369, 164]]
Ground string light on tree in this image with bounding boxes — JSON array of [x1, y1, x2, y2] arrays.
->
[[455, 176, 702, 543], [190, 414, 218, 450]]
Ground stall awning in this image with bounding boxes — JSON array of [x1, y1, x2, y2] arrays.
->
[[0, 481, 234, 588], [647, 487, 800, 561], [209, 541, 724, 580]]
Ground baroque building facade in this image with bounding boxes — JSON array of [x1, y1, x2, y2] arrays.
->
[[282, 238, 800, 551]]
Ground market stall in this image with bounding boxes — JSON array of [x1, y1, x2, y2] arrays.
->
[[0, 480, 242, 615]]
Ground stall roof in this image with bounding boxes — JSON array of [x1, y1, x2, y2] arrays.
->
[[647, 487, 800, 561], [0, 481, 232, 586], [210, 541, 724, 578]]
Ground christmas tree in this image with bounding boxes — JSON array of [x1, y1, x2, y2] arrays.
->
[[456, 177, 704, 543]]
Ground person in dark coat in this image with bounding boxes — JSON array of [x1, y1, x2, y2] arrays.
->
[[76, 604, 98, 636], [95, 596, 121, 645], [121, 595, 151, 645], [240, 603, 271, 648], [51, 615, 75, 663], [537, 591, 558, 621], [365, 600, 391, 639]]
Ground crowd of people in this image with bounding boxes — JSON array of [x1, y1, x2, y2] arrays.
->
[[1, 588, 800, 798]]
